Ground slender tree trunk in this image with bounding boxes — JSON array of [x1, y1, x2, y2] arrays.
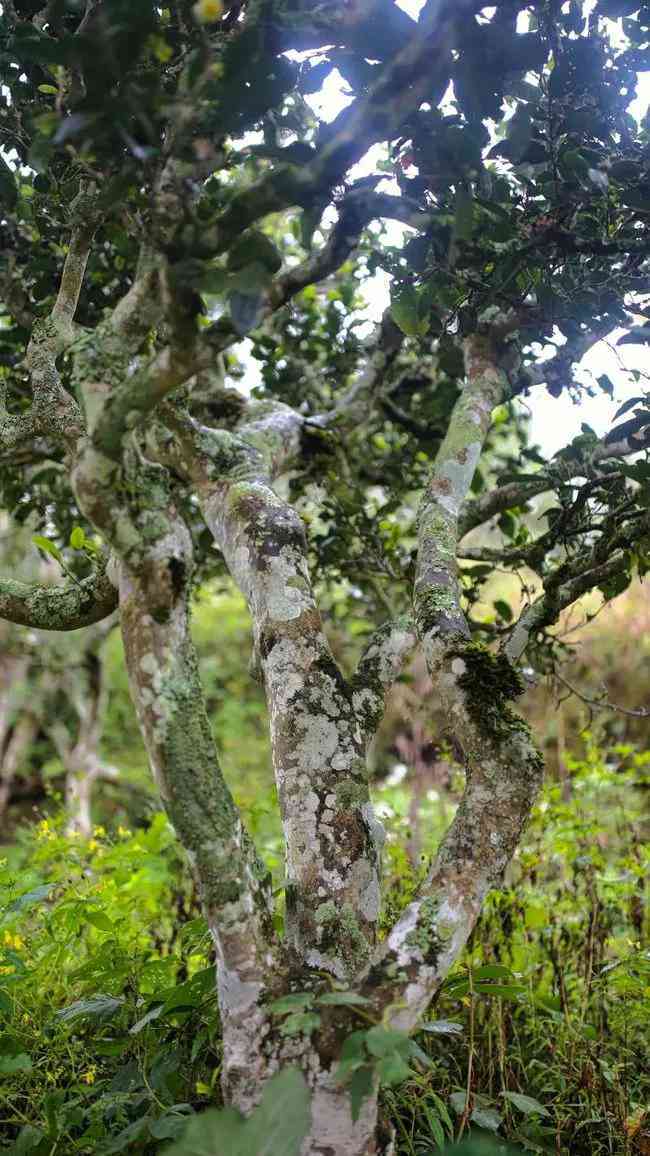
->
[[0, 712, 38, 824], [64, 749, 94, 838]]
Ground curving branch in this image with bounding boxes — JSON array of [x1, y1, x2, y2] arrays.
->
[[502, 511, 650, 664], [361, 331, 543, 1026], [351, 617, 417, 748], [0, 566, 117, 631], [554, 670, 650, 719]]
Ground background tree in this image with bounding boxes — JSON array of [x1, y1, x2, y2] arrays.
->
[[0, 1, 649, 1152], [0, 522, 119, 834]]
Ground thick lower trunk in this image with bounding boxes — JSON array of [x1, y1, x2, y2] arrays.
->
[[301, 1075, 381, 1156], [222, 1013, 383, 1156]]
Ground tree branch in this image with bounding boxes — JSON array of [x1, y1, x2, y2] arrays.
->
[[0, 565, 117, 630], [351, 617, 417, 747], [554, 670, 650, 719], [359, 332, 543, 1026], [415, 334, 507, 646], [207, 1, 466, 248]]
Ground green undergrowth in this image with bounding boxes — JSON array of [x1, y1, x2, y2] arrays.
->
[[0, 742, 647, 1154]]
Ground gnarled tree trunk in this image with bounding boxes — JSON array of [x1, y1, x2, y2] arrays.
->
[[3, 7, 645, 1138]]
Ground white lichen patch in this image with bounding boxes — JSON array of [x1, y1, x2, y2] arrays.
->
[[290, 713, 341, 771]]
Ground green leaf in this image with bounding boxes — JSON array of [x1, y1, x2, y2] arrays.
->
[[502, 1090, 550, 1117], [449, 1090, 469, 1116], [69, 526, 86, 550], [364, 1026, 410, 1058], [390, 284, 429, 337], [424, 1105, 446, 1149], [472, 982, 526, 999], [471, 1106, 503, 1132], [101, 1117, 151, 1153], [279, 1011, 321, 1037], [471, 965, 513, 980], [269, 992, 314, 1014], [597, 374, 615, 397], [227, 230, 282, 275], [613, 396, 646, 420], [337, 1029, 368, 1080], [161, 967, 215, 1012], [498, 512, 517, 540], [493, 600, 513, 623], [130, 1003, 164, 1034], [0, 156, 18, 209], [56, 994, 125, 1023], [316, 991, 370, 1007], [0, 1052, 33, 1074], [83, 908, 113, 932], [149, 1109, 193, 1140], [348, 1064, 374, 1122], [32, 535, 63, 564], [421, 1019, 464, 1036], [426, 1091, 453, 1133], [165, 1107, 245, 1156], [7, 883, 56, 912], [376, 1052, 412, 1086], [200, 267, 230, 295], [12, 1125, 45, 1154], [229, 290, 266, 336], [229, 262, 274, 293]]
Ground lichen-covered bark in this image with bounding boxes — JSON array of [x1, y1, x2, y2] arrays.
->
[[71, 367, 278, 1101], [0, 567, 117, 631], [415, 335, 505, 646], [117, 531, 277, 1101], [362, 642, 543, 1027], [351, 617, 416, 746], [158, 405, 383, 980], [359, 333, 544, 1025]]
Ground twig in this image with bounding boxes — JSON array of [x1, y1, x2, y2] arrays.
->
[[554, 671, 650, 719]]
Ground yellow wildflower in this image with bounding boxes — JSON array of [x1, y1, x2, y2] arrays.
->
[[194, 0, 223, 23], [88, 839, 99, 852], [81, 1067, 96, 1085], [117, 825, 131, 839], [93, 825, 106, 838], [2, 931, 23, 950]]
